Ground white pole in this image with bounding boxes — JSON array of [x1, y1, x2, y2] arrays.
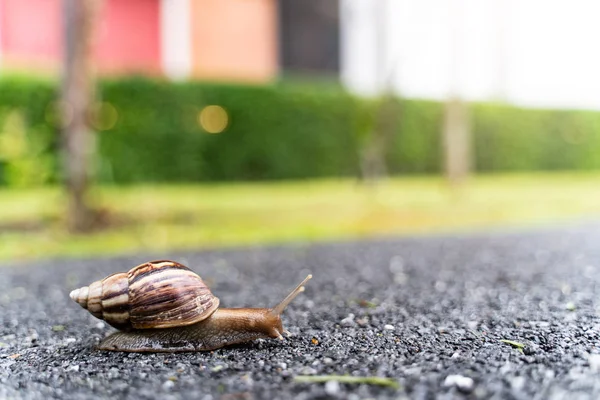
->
[[159, 0, 192, 80], [340, 0, 379, 97]]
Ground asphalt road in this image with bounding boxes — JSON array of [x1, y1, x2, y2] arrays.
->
[[2, 223, 600, 399]]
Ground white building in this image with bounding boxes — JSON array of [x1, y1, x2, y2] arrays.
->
[[341, 0, 600, 110]]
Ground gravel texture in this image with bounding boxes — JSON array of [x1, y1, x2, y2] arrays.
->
[[2, 223, 600, 399]]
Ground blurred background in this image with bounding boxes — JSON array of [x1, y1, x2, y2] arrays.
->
[[1, 0, 600, 261]]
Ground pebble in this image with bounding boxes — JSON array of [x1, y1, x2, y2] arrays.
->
[[162, 380, 175, 390], [384, 324, 395, 330], [68, 365, 80, 372], [588, 354, 600, 372], [300, 367, 317, 375], [325, 380, 340, 395], [444, 375, 474, 393], [107, 368, 120, 380], [340, 314, 355, 327], [509, 376, 526, 391]]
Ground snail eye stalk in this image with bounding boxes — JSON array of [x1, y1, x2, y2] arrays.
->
[[270, 275, 312, 317]]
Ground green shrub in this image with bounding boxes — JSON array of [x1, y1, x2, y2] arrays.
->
[[473, 103, 600, 171], [0, 77, 57, 186], [2, 75, 600, 187], [96, 78, 365, 182]]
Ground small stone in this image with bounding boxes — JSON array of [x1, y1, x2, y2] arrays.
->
[[211, 365, 224, 372], [325, 380, 340, 395], [444, 374, 474, 393], [588, 354, 600, 372], [323, 357, 333, 365], [279, 362, 287, 370], [281, 370, 291, 378], [356, 317, 369, 327], [404, 367, 421, 376], [566, 302, 576, 311], [311, 337, 319, 345], [300, 367, 317, 375], [64, 337, 77, 344], [340, 314, 355, 327], [241, 374, 253, 385], [162, 380, 175, 390], [95, 322, 106, 330], [510, 376, 526, 391], [52, 325, 65, 332], [68, 364, 80, 372], [384, 324, 395, 330], [25, 331, 38, 343], [108, 367, 120, 379]]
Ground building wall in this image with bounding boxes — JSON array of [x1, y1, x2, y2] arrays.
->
[[278, 0, 339, 76], [0, 0, 161, 75], [190, 0, 277, 82], [0, 0, 277, 82], [0, 0, 62, 71], [95, 0, 161, 75], [341, 0, 600, 110]]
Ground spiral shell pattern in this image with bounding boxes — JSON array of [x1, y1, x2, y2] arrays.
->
[[69, 260, 220, 330]]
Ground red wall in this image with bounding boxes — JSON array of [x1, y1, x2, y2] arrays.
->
[[0, 0, 62, 69], [95, 0, 161, 74], [0, 0, 161, 75]]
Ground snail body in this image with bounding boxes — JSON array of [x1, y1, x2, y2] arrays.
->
[[69, 260, 312, 352]]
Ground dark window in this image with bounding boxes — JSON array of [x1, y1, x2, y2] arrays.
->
[[278, 0, 340, 77]]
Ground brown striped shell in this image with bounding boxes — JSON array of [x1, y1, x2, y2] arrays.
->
[[69, 260, 220, 330]]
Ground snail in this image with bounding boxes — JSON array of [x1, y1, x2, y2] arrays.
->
[[69, 260, 312, 352]]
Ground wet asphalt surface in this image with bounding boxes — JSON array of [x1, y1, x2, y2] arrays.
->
[[2, 223, 600, 399]]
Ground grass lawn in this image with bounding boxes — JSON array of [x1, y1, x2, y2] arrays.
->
[[1, 172, 600, 262]]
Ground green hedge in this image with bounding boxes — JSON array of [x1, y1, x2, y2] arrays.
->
[[1, 75, 600, 187], [99, 79, 365, 182], [473, 103, 600, 171], [0, 76, 57, 186]]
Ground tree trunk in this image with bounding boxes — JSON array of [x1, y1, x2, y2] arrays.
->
[[442, 97, 471, 186], [442, 0, 472, 187], [358, 0, 397, 185], [61, 0, 101, 232], [359, 94, 399, 185]]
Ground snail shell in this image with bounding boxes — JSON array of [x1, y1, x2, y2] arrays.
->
[[69, 260, 220, 330]]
